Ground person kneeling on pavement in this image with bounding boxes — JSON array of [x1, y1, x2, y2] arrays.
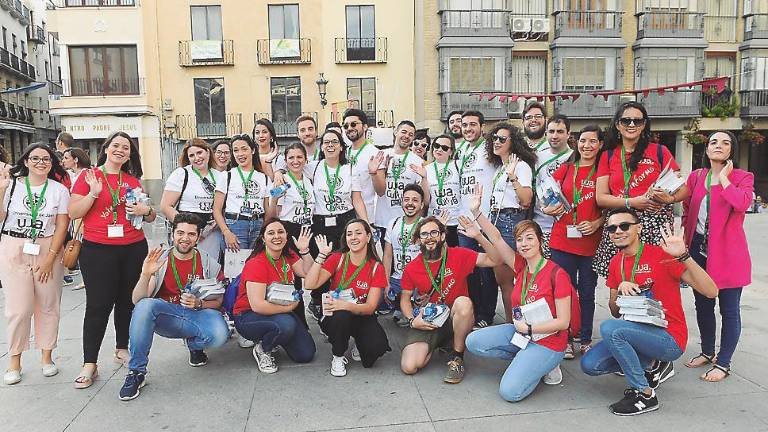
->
[[580, 208, 718, 416], [119, 213, 230, 401]]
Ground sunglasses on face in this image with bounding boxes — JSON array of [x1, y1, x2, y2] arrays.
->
[[432, 143, 452, 152], [342, 121, 360, 129], [618, 117, 647, 127], [605, 221, 640, 234], [492, 134, 509, 144], [411, 141, 428, 149], [419, 229, 443, 239]]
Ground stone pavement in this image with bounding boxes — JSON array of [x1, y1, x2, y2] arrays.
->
[[2, 215, 768, 432]]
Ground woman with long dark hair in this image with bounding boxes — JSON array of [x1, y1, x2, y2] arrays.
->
[[0, 144, 70, 385], [592, 102, 688, 276], [233, 218, 316, 373], [69, 131, 155, 388], [681, 131, 753, 382], [253, 118, 278, 179], [61, 148, 92, 187], [304, 219, 390, 376]]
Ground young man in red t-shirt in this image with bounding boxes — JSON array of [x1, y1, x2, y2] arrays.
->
[[580, 208, 717, 416], [400, 216, 500, 384], [118, 213, 229, 401]]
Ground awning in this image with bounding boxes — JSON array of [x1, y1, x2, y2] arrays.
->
[[0, 82, 48, 94], [0, 120, 36, 133]]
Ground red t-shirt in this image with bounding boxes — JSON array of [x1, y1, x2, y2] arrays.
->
[[511, 260, 573, 352], [71, 169, 146, 245], [550, 163, 602, 256], [606, 244, 687, 349], [596, 143, 678, 198], [321, 252, 386, 304], [401, 247, 478, 307], [157, 251, 204, 304], [234, 251, 300, 315]]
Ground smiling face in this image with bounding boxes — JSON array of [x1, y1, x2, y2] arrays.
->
[[61, 151, 76, 170], [345, 222, 371, 254], [418, 221, 445, 260], [253, 124, 273, 151], [492, 128, 513, 157], [25, 148, 53, 178], [411, 137, 429, 158], [343, 116, 367, 144], [606, 212, 641, 250], [187, 145, 210, 170], [173, 222, 200, 255], [616, 107, 646, 143], [432, 136, 454, 163], [706, 132, 733, 164], [263, 221, 288, 254], [401, 190, 423, 218], [448, 113, 463, 136], [286, 148, 306, 174], [523, 107, 546, 140], [297, 119, 317, 147], [461, 115, 482, 143], [394, 124, 416, 150], [105, 135, 131, 166], [577, 131, 602, 162], [231, 139, 255, 169], [515, 227, 542, 260], [546, 120, 570, 152], [214, 143, 231, 168]]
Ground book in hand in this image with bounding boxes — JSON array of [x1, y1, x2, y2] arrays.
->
[[652, 161, 685, 194], [536, 175, 573, 214], [185, 278, 225, 300], [520, 298, 555, 341]]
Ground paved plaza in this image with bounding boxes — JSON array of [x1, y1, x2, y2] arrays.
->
[[1, 215, 768, 432]]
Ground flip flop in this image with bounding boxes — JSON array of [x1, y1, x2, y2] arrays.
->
[[700, 364, 730, 382], [74, 367, 98, 389], [685, 352, 715, 368]]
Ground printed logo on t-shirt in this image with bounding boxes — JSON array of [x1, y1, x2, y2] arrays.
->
[[435, 187, 459, 208], [22, 193, 47, 211], [245, 180, 262, 198]]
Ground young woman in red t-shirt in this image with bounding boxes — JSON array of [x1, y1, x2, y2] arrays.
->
[[69, 131, 156, 389], [303, 218, 390, 377], [233, 219, 316, 374]]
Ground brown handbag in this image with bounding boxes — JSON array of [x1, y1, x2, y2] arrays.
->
[[62, 220, 83, 270]]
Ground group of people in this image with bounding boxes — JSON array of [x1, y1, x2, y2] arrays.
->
[[0, 101, 754, 417]]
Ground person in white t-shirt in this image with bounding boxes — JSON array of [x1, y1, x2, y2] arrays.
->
[[211, 140, 232, 172], [253, 118, 280, 180], [0, 144, 71, 385], [343, 109, 379, 223], [273, 115, 321, 177], [161, 138, 223, 261]]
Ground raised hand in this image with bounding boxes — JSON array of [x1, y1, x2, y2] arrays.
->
[[660, 223, 687, 258], [719, 160, 733, 186], [315, 234, 333, 256], [368, 151, 387, 175], [263, 146, 279, 164], [437, 209, 450, 225], [85, 168, 103, 196], [141, 247, 165, 276], [293, 225, 313, 252], [505, 154, 520, 179], [458, 215, 481, 239], [470, 184, 483, 215], [409, 163, 426, 178]]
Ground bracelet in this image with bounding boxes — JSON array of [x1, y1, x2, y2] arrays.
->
[[89, 193, 99, 199], [473, 212, 481, 221], [314, 258, 325, 265], [675, 251, 691, 262], [48, 248, 58, 255], [368, 171, 377, 175], [318, 253, 328, 259], [298, 249, 310, 256], [527, 323, 533, 337]]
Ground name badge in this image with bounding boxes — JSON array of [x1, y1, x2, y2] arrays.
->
[[325, 216, 337, 227], [511, 332, 530, 349], [566, 225, 583, 238], [239, 206, 254, 217], [23, 241, 41, 256], [108, 224, 125, 238]]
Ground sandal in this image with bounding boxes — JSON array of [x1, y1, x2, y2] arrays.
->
[[114, 349, 129, 365], [700, 364, 730, 382], [685, 352, 715, 368], [74, 366, 99, 389]]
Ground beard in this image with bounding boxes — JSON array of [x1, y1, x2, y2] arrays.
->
[[525, 127, 545, 141], [421, 241, 445, 261], [175, 243, 195, 255]]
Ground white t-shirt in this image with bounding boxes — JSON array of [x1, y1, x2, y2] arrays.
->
[[490, 161, 533, 211], [272, 145, 321, 178], [2, 178, 70, 238], [426, 160, 461, 226], [534, 145, 573, 232], [165, 166, 221, 214], [215, 168, 271, 216], [455, 139, 495, 216], [310, 160, 359, 216], [278, 174, 315, 225], [347, 141, 380, 220], [374, 149, 424, 227], [385, 216, 423, 280]]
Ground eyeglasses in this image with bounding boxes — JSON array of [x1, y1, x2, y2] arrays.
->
[[432, 143, 452, 152], [491, 134, 509, 144], [605, 221, 640, 234], [419, 229, 443, 239], [342, 121, 360, 129], [29, 156, 52, 165], [523, 114, 544, 121], [411, 141, 428, 149], [618, 117, 647, 127], [323, 139, 340, 146], [214, 150, 230, 156]]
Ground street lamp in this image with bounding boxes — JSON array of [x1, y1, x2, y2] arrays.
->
[[316, 73, 328, 109]]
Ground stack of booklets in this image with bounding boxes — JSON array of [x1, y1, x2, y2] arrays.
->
[[266, 283, 298, 305], [653, 161, 686, 194], [186, 278, 225, 300], [536, 175, 573, 214], [520, 298, 556, 341], [617, 296, 668, 328]]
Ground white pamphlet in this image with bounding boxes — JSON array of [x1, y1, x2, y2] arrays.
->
[[224, 248, 253, 278]]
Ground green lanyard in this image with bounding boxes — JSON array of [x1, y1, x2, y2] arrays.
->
[[423, 247, 448, 300], [100, 166, 122, 224], [521, 257, 546, 305], [191, 167, 216, 187], [236, 166, 255, 199], [457, 139, 485, 176], [492, 160, 510, 193], [702, 170, 713, 234], [312, 147, 320, 161], [287, 171, 309, 213], [571, 162, 597, 224], [24, 177, 49, 239], [390, 151, 411, 202], [266, 253, 290, 284], [323, 161, 342, 213], [534, 139, 548, 151], [398, 216, 420, 269], [535, 148, 572, 177], [620, 146, 632, 198], [347, 140, 370, 166], [433, 161, 450, 196], [337, 253, 368, 291], [620, 242, 645, 283], [170, 250, 198, 292]]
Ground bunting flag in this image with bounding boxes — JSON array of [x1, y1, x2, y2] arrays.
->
[[474, 76, 730, 103]]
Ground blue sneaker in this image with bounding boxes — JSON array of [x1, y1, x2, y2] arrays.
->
[[119, 371, 146, 401]]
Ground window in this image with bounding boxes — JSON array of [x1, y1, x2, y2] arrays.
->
[[644, 57, 692, 87], [448, 57, 501, 91], [194, 78, 226, 136], [45, 60, 50, 80], [68, 45, 139, 96], [705, 53, 735, 81], [741, 56, 768, 90], [509, 0, 547, 17], [191, 6, 223, 40], [347, 78, 376, 126], [268, 4, 299, 39], [558, 0, 615, 10], [561, 57, 614, 91], [345, 5, 375, 61], [65, 0, 136, 6], [2, 27, 6, 50], [509, 54, 546, 93], [443, 0, 506, 29], [12, 35, 17, 55], [270, 77, 301, 135], [21, 41, 26, 60]]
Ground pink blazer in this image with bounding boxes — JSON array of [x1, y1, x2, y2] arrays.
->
[[682, 168, 753, 289]]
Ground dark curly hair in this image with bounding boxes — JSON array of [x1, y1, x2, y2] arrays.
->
[[9, 143, 69, 182], [484, 122, 537, 171], [605, 101, 653, 172]]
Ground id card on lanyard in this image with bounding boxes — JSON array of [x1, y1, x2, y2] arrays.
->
[[23, 177, 48, 255], [102, 167, 125, 238]]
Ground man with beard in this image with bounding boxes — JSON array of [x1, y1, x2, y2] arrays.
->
[[522, 102, 548, 151], [446, 110, 463, 139], [119, 213, 229, 401], [273, 115, 321, 176], [382, 184, 425, 321], [343, 109, 379, 222], [399, 215, 500, 384]]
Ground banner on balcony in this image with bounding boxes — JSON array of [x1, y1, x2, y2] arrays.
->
[[190, 40, 223, 61], [473, 76, 730, 104], [269, 39, 301, 59]]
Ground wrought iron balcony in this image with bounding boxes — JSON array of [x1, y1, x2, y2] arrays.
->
[[704, 16, 737, 43], [28, 25, 47, 44], [740, 90, 768, 117], [553, 93, 621, 118], [636, 12, 704, 39], [175, 114, 243, 140], [553, 10, 623, 38], [179, 40, 235, 66], [439, 9, 510, 38], [745, 14, 768, 40], [256, 39, 311, 65], [48, 80, 63, 96], [61, 0, 135, 6], [253, 112, 318, 137], [440, 91, 511, 121], [637, 90, 701, 118], [60, 77, 145, 96], [0, 47, 36, 80], [334, 38, 387, 64]]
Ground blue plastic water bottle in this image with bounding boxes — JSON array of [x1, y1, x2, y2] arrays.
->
[[270, 183, 291, 197]]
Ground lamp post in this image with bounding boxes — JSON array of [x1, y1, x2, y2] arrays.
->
[[316, 73, 328, 109]]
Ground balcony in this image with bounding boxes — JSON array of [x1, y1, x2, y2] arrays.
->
[[439, 9, 510, 38], [553, 11, 623, 38], [59, 0, 135, 6], [637, 90, 701, 118], [47, 80, 63, 96], [10, 1, 30, 25], [704, 16, 737, 43], [28, 25, 47, 44], [175, 114, 243, 140], [0, 101, 6, 118], [440, 91, 511, 121], [636, 12, 704, 39], [554, 94, 621, 118], [740, 90, 768, 117], [334, 38, 387, 64], [253, 112, 318, 137], [60, 77, 145, 96], [745, 14, 768, 40], [8, 103, 18, 119], [256, 39, 311, 65], [0, 47, 36, 80], [179, 40, 235, 67]]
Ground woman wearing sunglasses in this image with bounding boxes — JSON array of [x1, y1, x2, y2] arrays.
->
[[410, 131, 431, 162], [161, 138, 222, 260], [593, 102, 688, 277], [681, 131, 753, 382]]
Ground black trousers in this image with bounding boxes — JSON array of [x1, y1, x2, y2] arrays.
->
[[309, 210, 356, 304], [319, 311, 390, 368], [80, 239, 148, 363]]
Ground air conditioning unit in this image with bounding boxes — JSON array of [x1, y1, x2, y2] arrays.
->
[[511, 17, 532, 33], [620, 94, 637, 104], [507, 98, 525, 118], [531, 18, 550, 33]]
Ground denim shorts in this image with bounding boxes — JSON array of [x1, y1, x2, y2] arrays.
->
[[490, 209, 525, 251]]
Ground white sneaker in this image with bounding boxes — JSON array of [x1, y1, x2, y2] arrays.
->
[[42, 363, 59, 377], [543, 365, 563, 385], [330, 355, 348, 377], [238, 334, 255, 348], [252, 343, 278, 374], [350, 341, 361, 362], [3, 369, 21, 385]]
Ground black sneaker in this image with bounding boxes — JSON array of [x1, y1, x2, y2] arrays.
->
[[307, 302, 323, 322], [610, 388, 659, 416], [119, 371, 146, 401], [645, 361, 675, 389], [189, 350, 208, 367]]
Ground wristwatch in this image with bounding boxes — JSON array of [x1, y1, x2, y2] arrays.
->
[[527, 323, 533, 337], [407, 317, 415, 328]]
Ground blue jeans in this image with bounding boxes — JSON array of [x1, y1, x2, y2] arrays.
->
[[550, 249, 598, 343], [378, 277, 402, 312], [690, 232, 742, 368], [580, 319, 683, 390], [234, 311, 315, 363], [459, 233, 495, 324], [128, 298, 230, 373], [222, 217, 263, 250], [490, 210, 525, 251], [466, 324, 564, 402]]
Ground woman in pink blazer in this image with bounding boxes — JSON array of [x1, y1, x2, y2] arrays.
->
[[682, 130, 753, 382]]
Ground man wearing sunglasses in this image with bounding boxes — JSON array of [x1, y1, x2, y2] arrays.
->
[[343, 109, 379, 221], [580, 208, 717, 416]]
